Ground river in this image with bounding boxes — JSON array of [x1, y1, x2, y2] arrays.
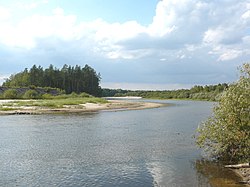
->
[[0, 100, 244, 186]]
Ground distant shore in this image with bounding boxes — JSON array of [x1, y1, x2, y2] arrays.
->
[[104, 96, 142, 100], [0, 99, 165, 115]]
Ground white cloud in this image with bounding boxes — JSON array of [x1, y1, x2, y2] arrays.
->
[[242, 10, 250, 19], [95, 20, 146, 42], [53, 7, 64, 15], [0, 0, 249, 62], [218, 50, 243, 61], [0, 7, 77, 48], [17, 0, 49, 10], [203, 28, 224, 44], [0, 6, 11, 20], [0, 0, 249, 88], [148, 0, 203, 37], [114, 0, 250, 61], [0, 75, 9, 85]]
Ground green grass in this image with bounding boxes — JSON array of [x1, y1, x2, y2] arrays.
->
[[0, 107, 19, 111], [0, 102, 16, 106], [6, 97, 108, 109]]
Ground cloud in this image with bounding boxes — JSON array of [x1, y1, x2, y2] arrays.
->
[[0, 7, 79, 49], [0, 6, 11, 20], [217, 50, 243, 61], [0, 0, 249, 88], [0, 74, 9, 85], [203, 27, 243, 45], [104, 0, 250, 62], [1, 0, 249, 61], [148, 0, 207, 38], [242, 10, 250, 19], [16, 0, 49, 10]]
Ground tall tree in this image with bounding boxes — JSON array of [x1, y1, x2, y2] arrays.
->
[[2, 64, 102, 96]]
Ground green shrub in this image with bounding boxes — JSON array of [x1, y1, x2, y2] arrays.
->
[[70, 92, 78, 98], [196, 63, 250, 163], [3, 89, 18, 99], [29, 85, 36, 89], [79, 92, 91, 98], [53, 94, 69, 99], [23, 89, 39, 99], [41, 93, 53, 99], [44, 87, 52, 93], [59, 89, 66, 95]]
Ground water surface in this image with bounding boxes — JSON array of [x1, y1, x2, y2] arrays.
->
[[0, 100, 244, 186]]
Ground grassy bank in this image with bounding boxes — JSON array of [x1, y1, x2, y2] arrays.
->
[[0, 98, 164, 115], [0, 94, 108, 111]]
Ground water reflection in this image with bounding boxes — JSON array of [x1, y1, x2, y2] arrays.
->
[[147, 161, 176, 186], [195, 160, 245, 187], [0, 100, 243, 186]]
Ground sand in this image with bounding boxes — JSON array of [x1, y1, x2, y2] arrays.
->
[[0, 99, 165, 115]]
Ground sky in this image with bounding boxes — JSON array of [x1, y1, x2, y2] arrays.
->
[[0, 0, 250, 90]]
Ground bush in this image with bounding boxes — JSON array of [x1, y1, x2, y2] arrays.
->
[[70, 92, 78, 98], [3, 89, 18, 99], [23, 89, 40, 99], [29, 85, 36, 89], [196, 63, 250, 163], [79, 92, 91, 98], [41, 93, 53, 99], [44, 87, 52, 93]]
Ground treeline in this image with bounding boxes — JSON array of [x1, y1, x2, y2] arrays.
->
[[3, 64, 102, 96], [102, 84, 229, 101]]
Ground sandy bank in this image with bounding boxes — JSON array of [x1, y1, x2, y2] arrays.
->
[[0, 100, 165, 115]]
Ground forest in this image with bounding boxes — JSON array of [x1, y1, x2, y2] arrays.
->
[[2, 64, 229, 101], [102, 83, 229, 101], [2, 64, 102, 96]]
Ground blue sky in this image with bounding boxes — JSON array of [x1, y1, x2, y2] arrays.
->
[[0, 0, 250, 90]]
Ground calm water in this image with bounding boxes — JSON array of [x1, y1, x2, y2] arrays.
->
[[0, 100, 244, 187]]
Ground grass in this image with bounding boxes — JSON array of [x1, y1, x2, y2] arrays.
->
[[0, 107, 19, 111], [1, 97, 108, 109]]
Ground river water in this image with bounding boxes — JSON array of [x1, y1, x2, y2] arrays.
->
[[0, 100, 244, 186]]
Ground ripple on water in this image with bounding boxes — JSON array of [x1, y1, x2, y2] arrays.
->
[[0, 101, 244, 186]]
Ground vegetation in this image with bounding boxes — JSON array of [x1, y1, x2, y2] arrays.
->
[[3, 89, 19, 99], [2, 64, 102, 96], [23, 90, 39, 99], [15, 97, 107, 108], [0, 92, 107, 110], [0, 107, 19, 111], [0, 87, 63, 99], [2, 63, 228, 101], [102, 83, 228, 101], [196, 63, 250, 163]]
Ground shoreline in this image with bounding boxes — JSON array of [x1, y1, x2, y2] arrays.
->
[[234, 168, 250, 186], [0, 100, 166, 115], [225, 164, 250, 186]]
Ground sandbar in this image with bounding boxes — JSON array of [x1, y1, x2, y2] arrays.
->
[[0, 99, 165, 115]]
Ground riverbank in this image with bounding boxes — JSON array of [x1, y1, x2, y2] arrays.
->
[[0, 99, 165, 115], [235, 168, 250, 186], [225, 164, 250, 186]]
